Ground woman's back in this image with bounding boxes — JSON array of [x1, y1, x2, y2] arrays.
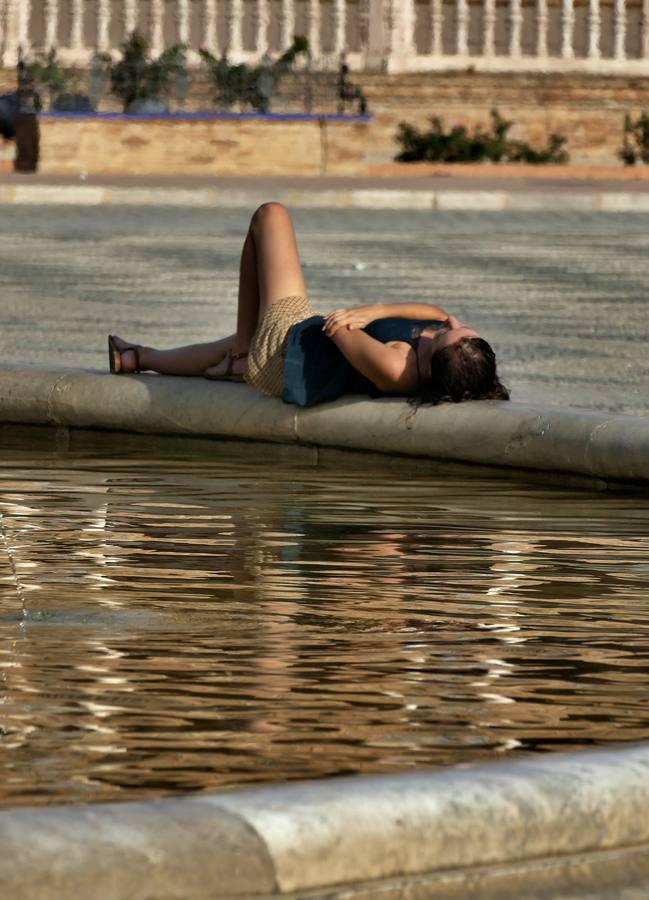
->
[[283, 316, 444, 407]]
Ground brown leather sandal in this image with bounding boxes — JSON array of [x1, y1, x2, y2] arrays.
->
[[108, 335, 142, 375], [204, 350, 248, 382]]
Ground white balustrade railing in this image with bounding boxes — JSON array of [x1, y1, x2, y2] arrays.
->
[[1, 0, 649, 73]]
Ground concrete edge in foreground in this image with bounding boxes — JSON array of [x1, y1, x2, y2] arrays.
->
[[2, 181, 649, 210], [0, 366, 648, 484], [2, 744, 649, 898]]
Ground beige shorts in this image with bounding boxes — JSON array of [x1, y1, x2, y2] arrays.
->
[[245, 295, 315, 397]]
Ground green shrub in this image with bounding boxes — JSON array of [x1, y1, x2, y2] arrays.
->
[[620, 112, 649, 165], [17, 48, 83, 111], [107, 32, 186, 113], [200, 36, 309, 113], [395, 110, 569, 164]]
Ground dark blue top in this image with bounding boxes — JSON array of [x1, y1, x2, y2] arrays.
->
[[282, 316, 444, 407]]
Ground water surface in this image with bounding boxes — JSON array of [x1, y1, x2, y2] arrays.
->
[[1, 433, 649, 807]]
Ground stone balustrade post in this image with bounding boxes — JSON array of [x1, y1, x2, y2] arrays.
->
[[123, 0, 138, 39], [613, 0, 626, 59], [431, 0, 443, 55], [1, 0, 20, 67], [280, 0, 295, 50], [17, 0, 30, 52], [483, 0, 496, 56], [509, 0, 523, 56], [70, 0, 83, 51], [386, 0, 415, 67], [177, 0, 190, 45], [97, 0, 111, 52], [365, 0, 388, 68], [536, 0, 548, 57], [561, 0, 574, 58], [202, 0, 219, 54], [256, 0, 270, 55], [150, 0, 164, 55], [227, 0, 243, 54], [456, 0, 469, 55], [44, 0, 59, 50], [588, 0, 600, 58], [333, 0, 346, 56], [357, 0, 371, 58], [307, 0, 321, 59]]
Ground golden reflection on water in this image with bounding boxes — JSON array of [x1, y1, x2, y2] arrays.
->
[[2, 434, 649, 806]]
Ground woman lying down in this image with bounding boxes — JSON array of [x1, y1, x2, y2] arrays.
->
[[108, 202, 509, 408]]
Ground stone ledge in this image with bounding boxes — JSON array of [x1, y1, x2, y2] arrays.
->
[[2, 181, 649, 209], [0, 366, 648, 484], [2, 744, 649, 898]]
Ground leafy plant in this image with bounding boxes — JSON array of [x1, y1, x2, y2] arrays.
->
[[107, 31, 187, 113], [16, 49, 87, 111], [200, 36, 309, 113], [395, 109, 569, 164], [619, 112, 649, 165]]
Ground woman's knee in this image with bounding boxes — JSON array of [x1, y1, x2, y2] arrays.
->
[[250, 201, 292, 235]]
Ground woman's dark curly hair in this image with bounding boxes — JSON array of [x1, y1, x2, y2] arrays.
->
[[416, 336, 509, 405]]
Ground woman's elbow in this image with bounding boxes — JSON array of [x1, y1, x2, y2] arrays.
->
[[372, 364, 406, 393]]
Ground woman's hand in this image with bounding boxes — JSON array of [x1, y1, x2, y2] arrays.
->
[[323, 303, 384, 337]]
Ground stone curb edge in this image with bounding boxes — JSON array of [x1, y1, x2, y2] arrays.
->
[[2, 182, 649, 210], [2, 744, 649, 898], [0, 367, 648, 484]]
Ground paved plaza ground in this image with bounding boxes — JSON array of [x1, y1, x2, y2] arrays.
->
[[1, 202, 648, 416]]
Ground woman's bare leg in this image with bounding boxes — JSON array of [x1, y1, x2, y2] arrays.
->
[[204, 202, 307, 378], [113, 203, 306, 378], [252, 202, 307, 319], [111, 334, 235, 376]]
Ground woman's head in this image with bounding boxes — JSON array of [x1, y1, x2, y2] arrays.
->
[[416, 317, 509, 404]]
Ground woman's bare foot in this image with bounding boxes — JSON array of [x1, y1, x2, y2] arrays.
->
[[109, 335, 144, 374]]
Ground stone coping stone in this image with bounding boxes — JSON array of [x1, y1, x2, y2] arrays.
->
[[0, 366, 649, 484], [2, 744, 649, 898], [3, 181, 649, 210]]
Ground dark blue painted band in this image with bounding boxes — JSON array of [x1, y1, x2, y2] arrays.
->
[[40, 110, 372, 123]]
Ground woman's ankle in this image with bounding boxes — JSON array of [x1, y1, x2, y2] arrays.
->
[[139, 346, 160, 371]]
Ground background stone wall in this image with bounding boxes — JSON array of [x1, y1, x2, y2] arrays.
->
[[3, 68, 649, 171], [37, 115, 371, 175], [358, 71, 649, 163]]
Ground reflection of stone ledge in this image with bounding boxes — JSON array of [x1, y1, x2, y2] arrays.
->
[[2, 743, 649, 898], [1, 366, 649, 485]]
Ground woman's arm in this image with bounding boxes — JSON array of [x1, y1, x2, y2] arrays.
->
[[330, 328, 413, 393], [324, 301, 448, 337]]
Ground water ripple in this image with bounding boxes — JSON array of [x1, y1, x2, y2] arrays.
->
[[1, 439, 649, 806]]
